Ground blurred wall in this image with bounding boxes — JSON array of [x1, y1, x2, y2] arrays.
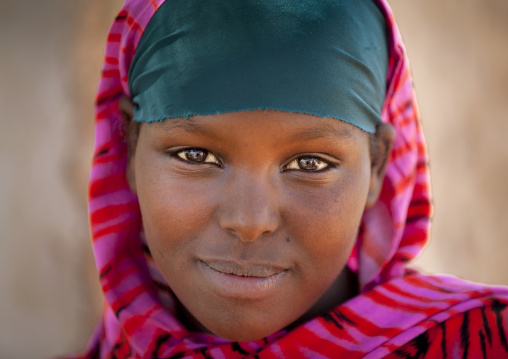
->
[[390, 0, 508, 285], [0, 1, 122, 358], [0, 1, 507, 358]]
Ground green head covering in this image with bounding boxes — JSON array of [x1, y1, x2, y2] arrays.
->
[[129, 0, 388, 133]]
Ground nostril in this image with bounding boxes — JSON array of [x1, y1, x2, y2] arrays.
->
[[222, 225, 275, 243], [224, 228, 238, 237]]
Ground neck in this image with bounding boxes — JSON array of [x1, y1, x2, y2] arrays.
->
[[286, 266, 358, 331]]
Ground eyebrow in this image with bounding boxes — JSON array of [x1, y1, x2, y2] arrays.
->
[[152, 115, 356, 141], [288, 121, 355, 142], [152, 116, 207, 133]]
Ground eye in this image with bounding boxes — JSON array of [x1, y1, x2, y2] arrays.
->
[[285, 156, 330, 171], [176, 148, 221, 166]]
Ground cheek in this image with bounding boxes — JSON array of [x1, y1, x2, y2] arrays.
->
[[134, 152, 216, 265], [283, 165, 370, 280]]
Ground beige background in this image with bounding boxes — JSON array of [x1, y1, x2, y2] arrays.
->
[[0, 1, 507, 358]]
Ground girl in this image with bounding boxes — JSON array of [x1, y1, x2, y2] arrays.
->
[[75, 0, 508, 357]]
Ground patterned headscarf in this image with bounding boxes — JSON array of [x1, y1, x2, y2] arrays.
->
[[74, 0, 508, 358]]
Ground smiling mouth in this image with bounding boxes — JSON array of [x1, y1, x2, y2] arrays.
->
[[198, 260, 288, 299]]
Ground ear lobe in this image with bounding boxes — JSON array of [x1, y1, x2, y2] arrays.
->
[[126, 150, 137, 195], [365, 123, 395, 209], [118, 96, 138, 194]]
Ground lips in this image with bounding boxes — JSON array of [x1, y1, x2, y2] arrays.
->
[[198, 260, 288, 299]]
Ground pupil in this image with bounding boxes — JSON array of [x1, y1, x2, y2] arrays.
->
[[186, 149, 207, 162], [299, 157, 320, 170]]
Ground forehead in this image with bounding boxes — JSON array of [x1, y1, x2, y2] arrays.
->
[[141, 110, 367, 144]]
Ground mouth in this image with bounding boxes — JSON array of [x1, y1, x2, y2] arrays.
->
[[198, 260, 289, 299]]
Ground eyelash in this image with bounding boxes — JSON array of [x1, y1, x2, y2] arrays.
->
[[173, 148, 334, 172]]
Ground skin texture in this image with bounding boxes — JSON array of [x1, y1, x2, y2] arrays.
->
[[120, 98, 394, 341]]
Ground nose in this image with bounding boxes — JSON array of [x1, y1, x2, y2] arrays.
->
[[218, 172, 280, 242]]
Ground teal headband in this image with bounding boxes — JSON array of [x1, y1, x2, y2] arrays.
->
[[129, 0, 388, 133]]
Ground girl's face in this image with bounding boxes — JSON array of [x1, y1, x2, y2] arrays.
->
[[130, 110, 379, 341]]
